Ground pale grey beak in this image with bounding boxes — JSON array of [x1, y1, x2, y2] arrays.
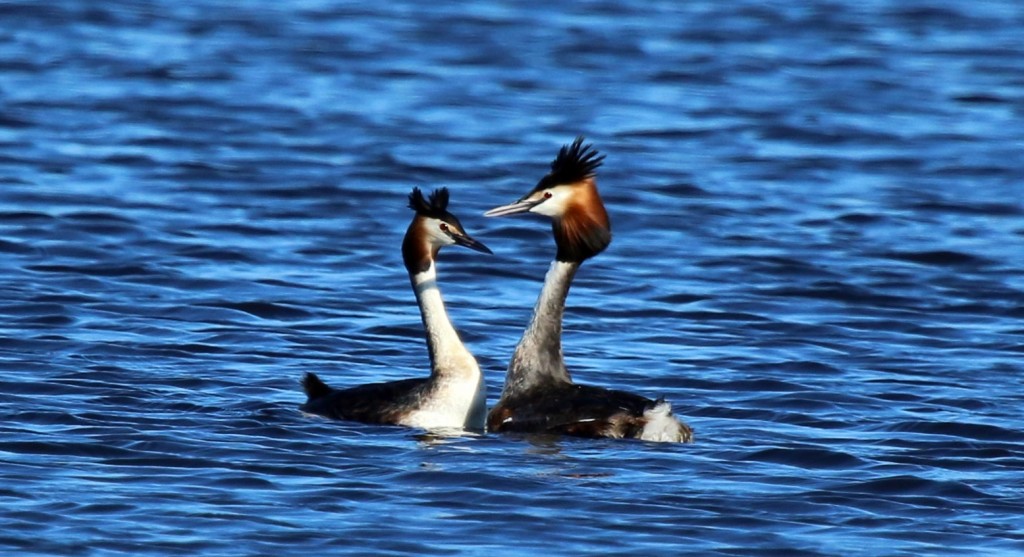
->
[[483, 198, 542, 217]]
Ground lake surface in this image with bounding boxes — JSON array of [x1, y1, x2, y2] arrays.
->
[[2, 1, 1023, 555]]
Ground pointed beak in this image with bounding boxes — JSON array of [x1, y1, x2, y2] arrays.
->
[[483, 198, 542, 217], [452, 232, 493, 254]]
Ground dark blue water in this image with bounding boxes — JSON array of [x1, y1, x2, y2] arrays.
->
[[2, 1, 1024, 555]]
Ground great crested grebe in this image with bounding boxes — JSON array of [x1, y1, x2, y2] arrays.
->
[[484, 137, 693, 443], [300, 187, 492, 431]]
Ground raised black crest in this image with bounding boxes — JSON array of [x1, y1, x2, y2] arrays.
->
[[408, 187, 449, 218], [546, 136, 605, 186]]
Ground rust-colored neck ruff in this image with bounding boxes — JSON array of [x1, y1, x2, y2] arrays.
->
[[553, 181, 611, 263], [402, 218, 438, 275]]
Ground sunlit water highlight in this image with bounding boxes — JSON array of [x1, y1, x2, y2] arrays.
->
[[2, 1, 1023, 555]]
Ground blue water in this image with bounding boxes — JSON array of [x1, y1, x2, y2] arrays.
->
[[2, 1, 1024, 555]]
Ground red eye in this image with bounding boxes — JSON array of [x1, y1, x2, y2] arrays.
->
[[439, 223, 449, 232], [543, 191, 552, 199]]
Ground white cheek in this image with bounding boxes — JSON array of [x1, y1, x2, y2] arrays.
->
[[430, 228, 455, 245], [531, 203, 558, 217], [422, 219, 455, 246], [531, 189, 571, 217]]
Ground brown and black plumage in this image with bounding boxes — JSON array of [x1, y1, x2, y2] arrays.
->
[[484, 137, 693, 443], [300, 373, 428, 424], [299, 187, 492, 431]]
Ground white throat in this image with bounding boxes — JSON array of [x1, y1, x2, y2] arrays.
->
[[406, 262, 487, 431], [411, 263, 479, 380]]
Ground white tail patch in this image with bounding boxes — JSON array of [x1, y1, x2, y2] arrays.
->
[[640, 400, 693, 443]]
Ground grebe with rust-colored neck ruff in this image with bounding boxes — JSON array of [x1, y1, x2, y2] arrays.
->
[[300, 187, 491, 432], [484, 137, 693, 443]]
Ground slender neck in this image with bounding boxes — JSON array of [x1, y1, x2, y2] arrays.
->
[[410, 262, 475, 378], [503, 259, 580, 396]]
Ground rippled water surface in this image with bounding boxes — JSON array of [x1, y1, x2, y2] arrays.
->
[[3, 1, 1024, 555]]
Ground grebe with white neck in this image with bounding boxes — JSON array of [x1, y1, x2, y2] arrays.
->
[[300, 187, 492, 432], [484, 137, 693, 443]]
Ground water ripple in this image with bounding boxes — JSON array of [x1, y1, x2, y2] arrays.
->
[[2, 0, 1024, 556]]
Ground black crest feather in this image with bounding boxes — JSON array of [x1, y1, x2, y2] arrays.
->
[[547, 136, 605, 185], [408, 187, 449, 218]]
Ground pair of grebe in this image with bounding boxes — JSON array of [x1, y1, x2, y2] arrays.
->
[[301, 138, 693, 443]]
